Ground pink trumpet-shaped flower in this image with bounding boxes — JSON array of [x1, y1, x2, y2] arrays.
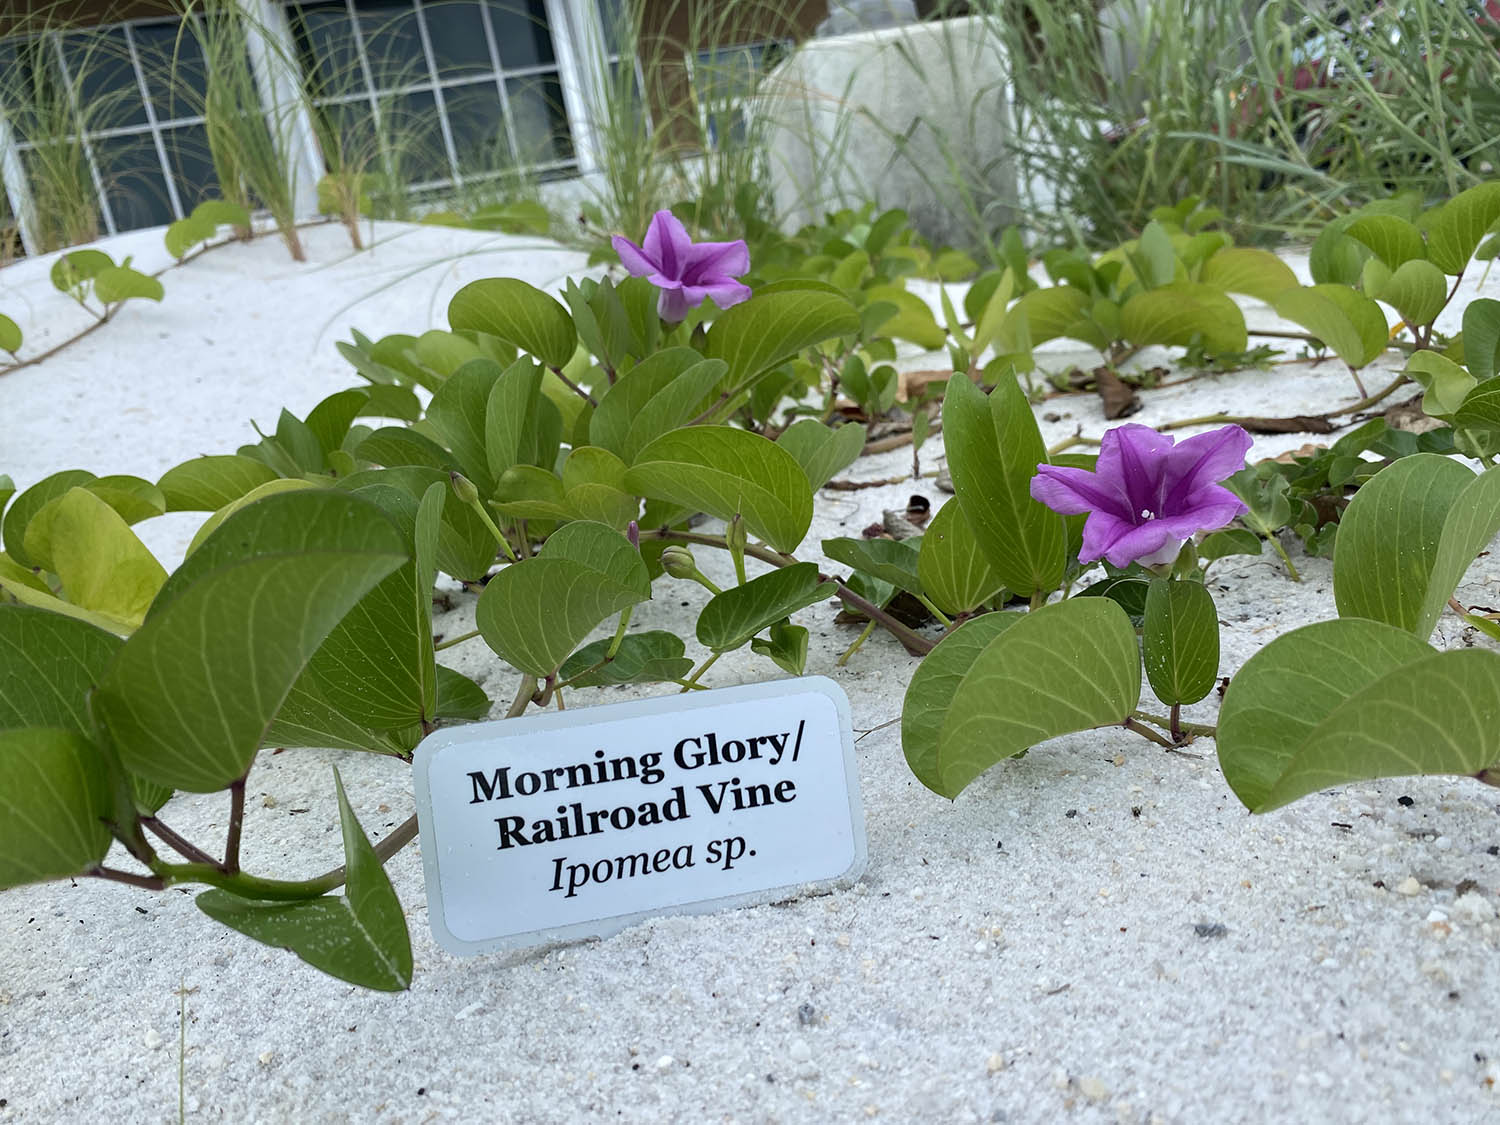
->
[[612, 209, 751, 322], [1030, 423, 1253, 569]]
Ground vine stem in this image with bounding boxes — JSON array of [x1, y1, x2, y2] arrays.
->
[[224, 776, 246, 875], [1131, 709, 1216, 738], [838, 619, 877, 666], [141, 817, 220, 868], [435, 627, 481, 651], [680, 651, 721, 692], [1122, 717, 1177, 748], [547, 364, 598, 407]]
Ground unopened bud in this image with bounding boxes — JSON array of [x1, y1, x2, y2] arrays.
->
[[449, 471, 479, 506], [726, 514, 747, 555], [626, 520, 640, 550], [660, 545, 697, 579]]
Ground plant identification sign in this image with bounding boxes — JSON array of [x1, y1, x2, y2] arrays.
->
[[413, 677, 866, 954]]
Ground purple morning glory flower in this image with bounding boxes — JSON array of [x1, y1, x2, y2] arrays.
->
[[1029, 423, 1253, 569], [612, 209, 752, 322]]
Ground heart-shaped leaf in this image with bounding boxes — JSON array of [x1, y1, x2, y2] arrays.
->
[[476, 521, 649, 676], [590, 348, 721, 457], [197, 769, 413, 991], [911, 598, 1140, 798], [94, 266, 164, 304], [696, 562, 834, 652], [1333, 455, 1500, 640], [1456, 375, 1500, 435], [0, 313, 21, 354], [0, 727, 113, 890], [750, 620, 809, 676], [1198, 247, 1298, 302], [4, 470, 96, 567], [994, 286, 1101, 352], [1406, 352, 1475, 418], [1344, 213, 1427, 269], [942, 372, 1064, 598], [1217, 618, 1436, 810], [1273, 285, 1388, 368], [1374, 258, 1447, 327], [1425, 182, 1500, 274], [625, 427, 814, 554], [0, 606, 122, 732], [1119, 283, 1247, 355], [26, 488, 166, 631], [94, 491, 408, 791], [484, 356, 548, 480], [434, 665, 492, 720], [338, 466, 496, 582], [917, 500, 1005, 615]]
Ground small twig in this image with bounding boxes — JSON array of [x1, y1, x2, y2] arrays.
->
[[90, 865, 168, 891], [142, 817, 222, 869], [434, 627, 481, 652], [547, 364, 598, 407], [507, 675, 538, 719], [838, 618, 878, 666]]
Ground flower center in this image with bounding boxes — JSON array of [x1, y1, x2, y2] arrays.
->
[[1139, 508, 1155, 520]]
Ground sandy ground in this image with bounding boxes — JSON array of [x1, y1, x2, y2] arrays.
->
[[2, 223, 1500, 1124]]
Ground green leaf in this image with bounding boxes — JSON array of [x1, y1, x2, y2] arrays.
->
[[1462, 298, 1500, 384], [354, 427, 459, 472], [1255, 650, 1500, 810], [274, 482, 443, 738], [1333, 455, 1500, 640], [624, 427, 814, 554], [0, 727, 112, 890], [916, 598, 1141, 798], [1375, 258, 1447, 328], [1455, 375, 1500, 435], [1132, 221, 1177, 289], [484, 356, 546, 480], [1406, 352, 1475, 418], [94, 491, 408, 792], [165, 213, 215, 258], [917, 500, 1004, 615], [447, 278, 577, 368], [0, 606, 122, 733], [1216, 618, 1435, 810], [186, 478, 321, 556], [337, 467, 496, 582], [158, 455, 280, 511], [862, 284, 946, 349], [901, 612, 1021, 790], [703, 290, 859, 395], [590, 349, 719, 457], [751, 621, 810, 676], [0, 312, 20, 354], [4, 470, 96, 568], [1309, 221, 1370, 286], [1199, 247, 1298, 302], [193, 199, 250, 230], [425, 359, 502, 497], [942, 372, 1064, 598], [1425, 182, 1500, 274], [822, 537, 923, 595], [1344, 213, 1427, 269], [27, 488, 166, 631], [1142, 578, 1218, 706], [434, 665, 492, 721], [93, 266, 164, 304], [196, 769, 413, 991], [775, 420, 867, 491], [83, 475, 167, 525], [558, 630, 693, 687], [476, 521, 648, 676], [995, 286, 1101, 352], [1119, 284, 1247, 355], [1273, 285, 1388, 368], [50, 249, 112, 293], [1198, 528, 1263, 562], [696, 562, 834, 651], [560, 446, 638, 529]]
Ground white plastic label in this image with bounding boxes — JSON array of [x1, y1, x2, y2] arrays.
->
[[413, 676, 866, 955]]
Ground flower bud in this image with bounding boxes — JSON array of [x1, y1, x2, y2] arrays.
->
[[660, 545, 697, 579], [626, 520, 640, 550], [726, 514, 747, 555], [449, 471, 479, 506]]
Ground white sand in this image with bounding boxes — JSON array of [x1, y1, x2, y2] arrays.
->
[[2, 224, 1500, 1124]]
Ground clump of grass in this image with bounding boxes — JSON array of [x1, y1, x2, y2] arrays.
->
[[174, 0, 306, 260], [0, 3, 135, 252]]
